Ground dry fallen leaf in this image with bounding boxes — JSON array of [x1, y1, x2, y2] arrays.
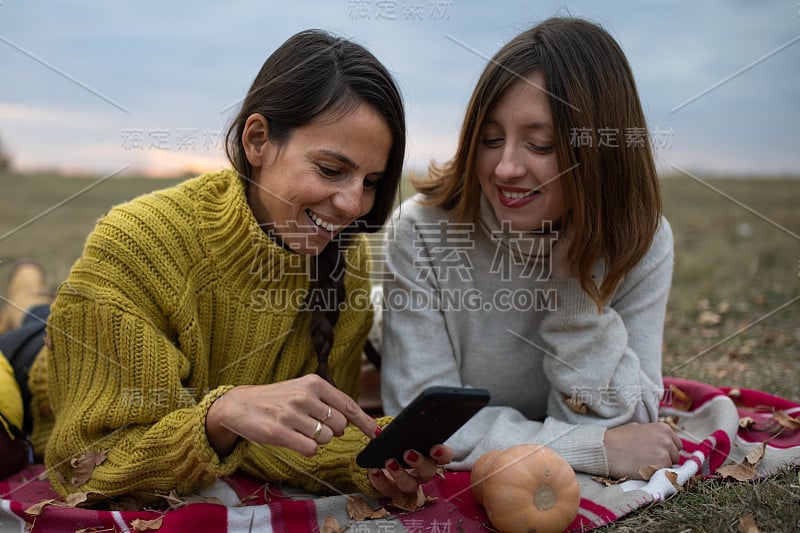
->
[[669, 384, 692, 411], [664, 470, 682, 492], [773, 410, 800, 430], [346, 494, 374, 519], [591, 475, 629, 486], [563, 395, 588, 415], [131, 517, 164, 531], [321, 516, 344, 533], [65, 491, 92, 507], [70, 450, 108, 486], [659, 415, 682, 432], [745, 442, 766, 466], [717, 462, 756, 481], [638, 465, 660, 481], [346, 495, 389, 520], [728, 388, 742, 400], [717, 442, 765, 482], [155, 490, 186, 510], [739, 416, 755, 429], [24, 499, 65, 516], [739, 514, 760, 533], [389, 485, 429, 512], [698, 310, 722, 327]]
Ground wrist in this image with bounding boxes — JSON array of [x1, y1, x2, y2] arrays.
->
[[205, 388, 240, 458]]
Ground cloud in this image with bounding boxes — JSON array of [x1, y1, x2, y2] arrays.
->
[[1, 0, 798, 176], [0, 102, 111, 128]]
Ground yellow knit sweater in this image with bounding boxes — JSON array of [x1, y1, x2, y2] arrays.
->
[[30, 169, 381, 501]]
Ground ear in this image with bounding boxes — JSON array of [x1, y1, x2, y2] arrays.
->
[[242, 113, 271, 167]]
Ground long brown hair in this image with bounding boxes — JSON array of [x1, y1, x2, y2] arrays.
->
[[226, 30, 405, 384], [416, 17, 661, 309]]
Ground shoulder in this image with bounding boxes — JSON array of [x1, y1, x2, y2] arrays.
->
[[610, 215, 673, 298], [92, 171, 232, 243], [77, 172, 235, 284], [96, 175, 202, 230], [647, 215, 674, 261]]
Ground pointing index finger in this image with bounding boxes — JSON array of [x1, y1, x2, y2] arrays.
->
[[320, 386, 380, 438]]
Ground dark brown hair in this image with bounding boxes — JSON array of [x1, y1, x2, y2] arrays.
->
[[226, 29, 405, 384], [416, 17, 661, 309]]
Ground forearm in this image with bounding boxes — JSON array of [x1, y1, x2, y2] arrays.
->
[[46, 386, 247, 499], [445, 406, 609, 476], [540, 280, 663, 424]]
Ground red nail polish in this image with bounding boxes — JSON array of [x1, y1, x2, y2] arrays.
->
[[406, 451, 419, 462], [371, 469, 382, 477], [433, 446, 443, 458], [387, 460, 400, 472], [374, 426, 382, 436]]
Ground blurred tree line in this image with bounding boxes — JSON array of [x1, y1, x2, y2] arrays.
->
[[0, 135, 12, 171]]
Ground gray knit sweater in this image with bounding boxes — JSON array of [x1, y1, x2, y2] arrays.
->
[[380, 194, 673, 476]]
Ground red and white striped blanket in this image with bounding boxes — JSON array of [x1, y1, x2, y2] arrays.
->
[[2, 377, 798, 532]]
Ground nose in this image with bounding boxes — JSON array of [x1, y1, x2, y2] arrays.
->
[[331, 178, 369, 220], [494, 144, 526, 181]]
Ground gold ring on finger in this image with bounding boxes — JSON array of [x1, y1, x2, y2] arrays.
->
[[311, 420, 323, 440], [320, 405, 332, 422]]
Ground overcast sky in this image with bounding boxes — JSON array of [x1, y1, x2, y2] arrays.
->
[[1, 1, 799, 177]]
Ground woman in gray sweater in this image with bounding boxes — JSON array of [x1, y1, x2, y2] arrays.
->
[[380, 17, 682, 480]]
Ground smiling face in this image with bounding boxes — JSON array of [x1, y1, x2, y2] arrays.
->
[[243, 102, 392, 255], [476, 71, 566, 232]]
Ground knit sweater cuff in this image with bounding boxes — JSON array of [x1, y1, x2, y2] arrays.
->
[[547, 279, 598, 318], [197, 385, 248, 476], [548, 423, 608, 477]]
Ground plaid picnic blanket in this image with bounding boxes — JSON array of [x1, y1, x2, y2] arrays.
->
[[1, 377, 798, 532]]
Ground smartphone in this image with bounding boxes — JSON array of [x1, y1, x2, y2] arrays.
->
[[356, 386, 491, 468]]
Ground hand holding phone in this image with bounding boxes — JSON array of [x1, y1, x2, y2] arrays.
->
[[356, 386, 490, 468]]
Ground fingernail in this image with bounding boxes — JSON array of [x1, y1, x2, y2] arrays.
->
[[374, 426, 382, 437], [433, 446, 443, 458], [370, 469, 382, 477], [387, 460, 400, 472], [406, 451, 419, 462]]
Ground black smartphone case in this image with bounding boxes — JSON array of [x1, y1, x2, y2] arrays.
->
[[356, 386, 490, 468]]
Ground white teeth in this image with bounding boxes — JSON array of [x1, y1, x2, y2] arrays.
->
[[307, 209, 340, 233], [501, 189, 536, 199]]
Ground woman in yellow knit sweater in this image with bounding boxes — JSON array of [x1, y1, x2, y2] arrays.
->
[[0, 30, 453, 503]]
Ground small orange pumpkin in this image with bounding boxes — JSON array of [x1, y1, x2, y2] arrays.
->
[[470, 449, 503, 505], [473, 444, 580, 533]]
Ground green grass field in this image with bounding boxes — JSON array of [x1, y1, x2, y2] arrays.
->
[[1, 170, 799, 531]]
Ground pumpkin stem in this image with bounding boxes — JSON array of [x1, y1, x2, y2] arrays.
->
[[533, 485, 557, 511]]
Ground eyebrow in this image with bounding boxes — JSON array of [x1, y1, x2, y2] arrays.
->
[[317, 149, 359, 170], [483, 117, 552, 130]]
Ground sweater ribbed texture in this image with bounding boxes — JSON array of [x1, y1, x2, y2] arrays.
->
[[381, 194, 673, 477], [31, 169, 375, 500]]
